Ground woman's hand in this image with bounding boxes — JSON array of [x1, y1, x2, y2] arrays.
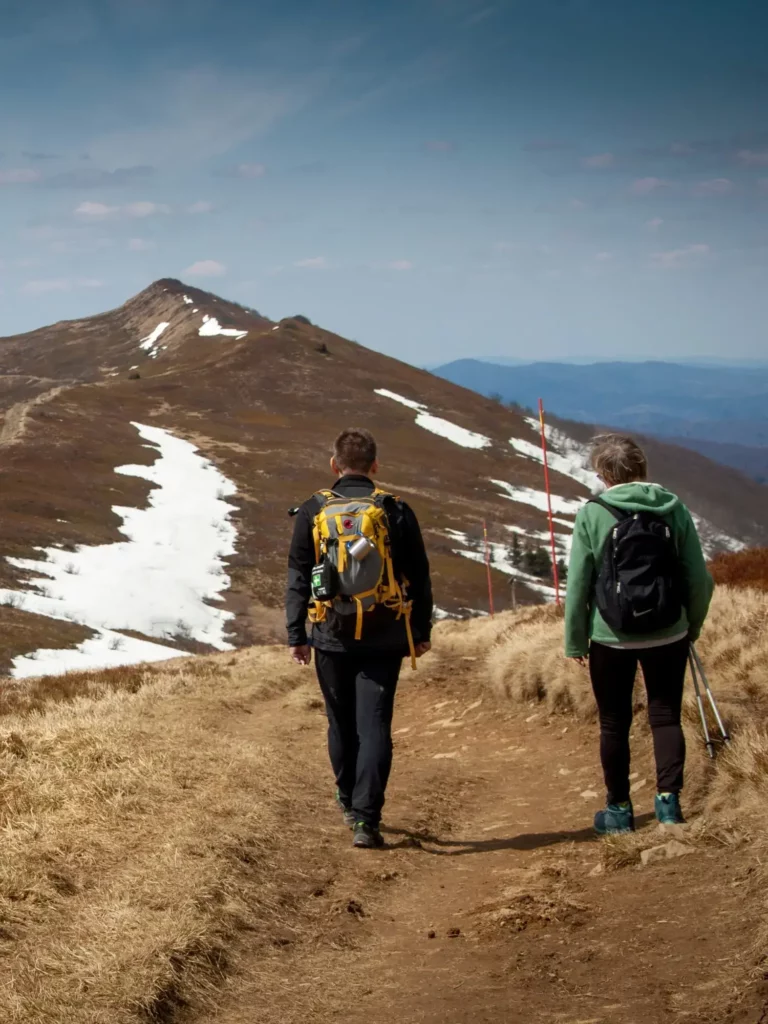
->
[[569, 656, 587, 669]]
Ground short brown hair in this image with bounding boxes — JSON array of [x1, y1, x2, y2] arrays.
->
[[333, 428, 377, 473], [590, 433, 648, 485]]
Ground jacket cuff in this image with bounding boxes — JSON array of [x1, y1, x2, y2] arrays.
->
[[565, 646, 588, 658], [287, 632, 308, 647]]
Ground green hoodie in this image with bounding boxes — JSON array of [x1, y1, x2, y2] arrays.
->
[[564, 482, 714, 658]]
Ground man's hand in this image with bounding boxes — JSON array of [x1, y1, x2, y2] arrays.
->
[[290, 645, 312, 666], [568, 655, 587, 669], [414, 641, 432, 659]]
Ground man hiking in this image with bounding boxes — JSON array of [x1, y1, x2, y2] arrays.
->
[[286, 428, 433, 849], [565, 434, 714, 835]]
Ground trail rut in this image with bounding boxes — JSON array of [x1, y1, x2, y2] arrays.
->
[[0, 384, 71, 446], [204, 655, 761, 1024]]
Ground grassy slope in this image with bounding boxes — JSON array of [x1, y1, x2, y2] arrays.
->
[[0, 651, 309, 1023]]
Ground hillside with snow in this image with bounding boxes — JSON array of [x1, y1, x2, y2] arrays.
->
[[0, 278, 763, 677]]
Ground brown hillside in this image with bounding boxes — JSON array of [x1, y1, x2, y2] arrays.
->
[[710, 547, 768, 591], [0, 279, 765, 669]]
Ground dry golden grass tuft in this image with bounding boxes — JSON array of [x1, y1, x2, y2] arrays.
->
[[0, 647, 308, 1023], [435, 586, 768, 731]]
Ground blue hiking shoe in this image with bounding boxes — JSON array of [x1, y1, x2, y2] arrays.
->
[[594, 801, 635, 835], [655, 792, 685, 825], [335, 790, 356, 829]]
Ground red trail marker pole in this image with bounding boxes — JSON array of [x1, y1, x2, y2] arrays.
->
[[482, 519, 495, 618], [538, 398, 561, 608]]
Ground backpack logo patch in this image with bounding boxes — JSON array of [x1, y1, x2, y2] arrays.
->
[[342, 517, 355, 531]]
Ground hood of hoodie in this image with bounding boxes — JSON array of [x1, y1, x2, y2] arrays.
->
[[599, 482, 680, 515]]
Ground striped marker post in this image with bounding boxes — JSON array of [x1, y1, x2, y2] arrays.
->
[[538, 398, 561, 608], [483, 519, 495, 618]]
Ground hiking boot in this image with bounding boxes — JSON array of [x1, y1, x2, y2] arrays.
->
[[594, 801, 635, 835], [335, 790, 356, 829], [352, 822, 385, 849], [655, 792, 685, 825]]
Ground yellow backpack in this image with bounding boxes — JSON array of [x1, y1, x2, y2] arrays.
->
[[309, 489, 416, 667]]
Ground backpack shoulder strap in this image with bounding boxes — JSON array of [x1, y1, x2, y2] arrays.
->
[[588, 496, 629, 522], [313, 488, 340, 507]]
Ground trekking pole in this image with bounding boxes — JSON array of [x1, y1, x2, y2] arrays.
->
[[688, 648, 715, 759], [690, 644, 731, 748]]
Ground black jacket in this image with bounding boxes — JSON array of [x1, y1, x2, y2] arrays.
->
[[286, 475, 433, 654]]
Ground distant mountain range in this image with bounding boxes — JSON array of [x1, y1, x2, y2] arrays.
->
[[433, 359, 768, 483]]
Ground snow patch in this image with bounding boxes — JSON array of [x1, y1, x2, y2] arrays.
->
[[139, 322, 170, 358], [183, 295, 193, 305], [445, 529, 557, 599], [492, 479, 582, 519], [374, 389, 491, 450], [12, 628, 181, 679], [512, 417, 599, 491], [0, 423, 239, 676], [199, 315, 247, 340], [691, 514, 746, 558]]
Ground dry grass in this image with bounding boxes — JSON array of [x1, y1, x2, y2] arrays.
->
[[710, 547, 768, 592], [435, 586, 768, 731], [0, 647, 309, 1023]]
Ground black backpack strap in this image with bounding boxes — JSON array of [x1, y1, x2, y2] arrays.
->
[[588, 497, 630, 522]]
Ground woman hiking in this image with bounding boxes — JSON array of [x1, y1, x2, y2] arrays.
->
[[565, 434, 714, 835]]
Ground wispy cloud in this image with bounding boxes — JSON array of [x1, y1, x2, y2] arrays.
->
[[629, 177, 670, 196], [22, 277, 104, 294], [294, 256, 329, 269], [737, 149, 768, 167], [22, 151, 58, 161], [0, 168, 42, 184], [74, 200, 170, 218], [125, 201, 170, 218], [183, 260, 227, 278], [128, 238, 156, 252], [646, 216, 664, 231], [425, 139, 455, 153], [569, 198, 588, 210], [582, 152, 615, 169], [373, 259, 414, 271], [651, 243, 710, 269], [46, 165, 154, 189], [692, 178, 735, 197], [188, 200, 215, 214], [234, 163, 268, 180], [595, 251, 614, 262], [86, 69, 314, 168], [75, 201, 120, 217]]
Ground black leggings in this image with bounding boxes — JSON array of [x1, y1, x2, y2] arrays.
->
[[589, 637, 689, 805]]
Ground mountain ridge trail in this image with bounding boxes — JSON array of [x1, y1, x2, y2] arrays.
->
[[0, 383, 73, 446], [205, 653, 761, 1024]]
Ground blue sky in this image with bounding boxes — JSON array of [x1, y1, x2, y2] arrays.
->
[[2, 0, 768, 364]]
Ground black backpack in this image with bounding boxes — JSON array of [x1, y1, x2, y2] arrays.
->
[[589, 497, 683, 634]]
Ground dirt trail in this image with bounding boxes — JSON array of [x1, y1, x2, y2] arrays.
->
[[0, 384, 71, 445], [206, 656, 760, 1024]]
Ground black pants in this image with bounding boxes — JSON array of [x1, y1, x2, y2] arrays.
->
[[589, 637, 689, 805], [314, 651, 402, 827]]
